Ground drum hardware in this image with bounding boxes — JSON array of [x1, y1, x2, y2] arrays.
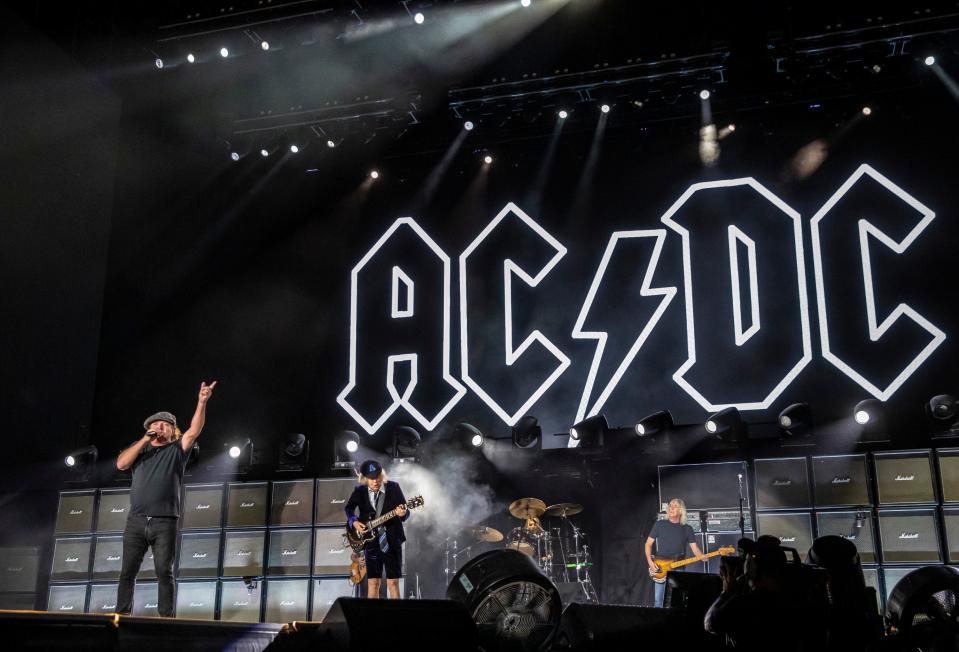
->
[[444, 526, 505, 586]]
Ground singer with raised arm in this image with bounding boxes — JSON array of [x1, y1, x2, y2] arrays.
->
[[344, 460, 410, 599], [645, 497, 705, 607], [115, 381, 217, 617]]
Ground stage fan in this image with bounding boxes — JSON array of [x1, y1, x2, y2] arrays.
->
[[447, 549, 561, 652], [886, 565, 959, 651]]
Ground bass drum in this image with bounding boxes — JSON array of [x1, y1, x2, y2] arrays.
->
[[504, 527, 536, 557]]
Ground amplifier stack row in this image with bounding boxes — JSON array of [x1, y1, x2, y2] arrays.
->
[[5, 477, 409, 622], [658, 449, 959, 608]]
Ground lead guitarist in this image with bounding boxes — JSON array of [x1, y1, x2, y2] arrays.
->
[[344, 460, 410, 599], [645, 497, 705, 607]]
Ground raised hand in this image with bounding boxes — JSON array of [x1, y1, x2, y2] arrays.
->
[[198, 380, 218, 403]]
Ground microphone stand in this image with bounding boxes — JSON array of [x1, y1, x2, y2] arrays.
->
[[737, 473, 746, 540]]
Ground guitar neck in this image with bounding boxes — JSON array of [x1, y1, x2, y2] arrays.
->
[[669, 549, 724, 569], [369, 507, 401, 529]]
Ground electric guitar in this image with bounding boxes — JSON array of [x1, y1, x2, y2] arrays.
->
[[649, 546, 736, 583], [344, 496, 424, 553]]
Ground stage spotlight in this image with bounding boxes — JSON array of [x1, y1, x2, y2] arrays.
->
[[600, 104, 610, 113], [260, 40, 270, 51], [728, 124, 736, 132], [225, 439, 253, 471], [154, 58, 164, 70], [926, 394, 959, 437], [925, 55, 936, 66], [370, 170, 379, 179], [699, 89, 711, 100], [521, 0, 532, 6], [260, 149, 269, 157], [278, 433, 309, 470], [230, 152, 240, 161], [414, 12, 425, 24], [187, 53, 196, 63], [290, 144, 299, 153], [861, 106, 872, 116], [512, 416, 542, 449], [483, 155, 493, 165], [392, 426, 421, 461], [854, 399, 881, 425], [464, 121, 475, 131], [220, 47, 229, 58], [569, 414, 608, 448], [778, 403, 812, 438], [65, 445, 97, 468], [705, 407, 742, 443], [635, 410, 673, 437], [327, 140, 335, 148], [334, 431, 360, 469], [454, 422, 484, 449], [558, 109, 568, 119], [854, 399, 887, 443]]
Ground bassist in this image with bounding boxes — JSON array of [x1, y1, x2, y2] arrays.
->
[[344, 460, 410, 599], [645, 498, 705, 607]]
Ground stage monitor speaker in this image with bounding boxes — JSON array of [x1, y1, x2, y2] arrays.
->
[[658, 461, 749, 511], [874, 451, 936, 505], [812, 454, 870, 507], [0, 546, 39, 592], [226, 482, 268, 528], [175, 580, 217, 620], [51, 537, 91, 582], [882, 567, 922, 605], [317, 598, 477, 651], [55, 491, 95, 534], [95, 489, 130, 532], [220, 579, 263, 622], [222, 530, 265, 578], [47, 584, 87, 613], [816, 511, 877, 563], [755, 457, 811, 510], [264, 578, 309, 623], [88, 583, 118, 614], [315, 478, 357, 525], [756, 512, 814, 561], [182, 484, 224, 530], [941, 507, 959, 563], [555, 603, 698, 650], [177, 531, 221, 578], [311, 578, 355, 620], [705, 531, 754, 574], [271, 480, 314, 526], [268, 528, 312, 576], [313, 527, 351, 576], [92, 536, 123, 581], [877, 509, 941, 563], [132, 582, 159, 617], [937, 450, 959, 503]]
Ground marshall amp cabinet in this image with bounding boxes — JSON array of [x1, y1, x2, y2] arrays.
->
[[268, 528, 312, 576], [175, 581, 217, 620], [182, 484, 224, 530], [862, 568, 882, 610], [264, 578, 309, 623], [312, 578, 357, 620], [756, 513, 814, 561], [50, 537, 91, 582], [54, 490, 95, 534], [177, 531, 222, 578], [226, 482, 268, 528], [132, 582, 159, 617], [942, 507, 959, 563], [816, 511, 877, 563], [271, 480, 314, 526], [0, 546, 39, 593], [877, 509, 941, 564], [47, 584, 87, 614], [222, 530, 265, 577], [313, 527, 352, 576], [96, 489, 130, 532], [882, 567, 922, 604], [87, 583, 118, 614], [704, 531, 754, 574], [658, 461, 750, 512], [219, 579, 263, 623], [936, 449, 959, 503], [873, 451, 936, 505], [92, 535, 123, 581], [754, 457, 811, 510], [315, 478, 358, 525], [812, 455, 870, 507], [705, 511, 752, 533]]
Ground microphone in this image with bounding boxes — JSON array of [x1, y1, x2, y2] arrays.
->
[[146, 430, 158, 440]]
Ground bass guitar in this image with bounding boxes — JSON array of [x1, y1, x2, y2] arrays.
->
[[649, 546, 736, 583]]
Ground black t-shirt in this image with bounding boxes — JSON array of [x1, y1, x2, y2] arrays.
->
[[129, 441, 189, 517], [649, 519, 696, 560]]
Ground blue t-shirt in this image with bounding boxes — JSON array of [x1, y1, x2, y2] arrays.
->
[[649, 519, 696, 560]]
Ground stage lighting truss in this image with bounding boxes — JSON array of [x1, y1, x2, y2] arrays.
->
[[334, 431, 360, 469], [634, 410, 673, 437], [392, 425, 421, 461], [511, 415, 541, 449], [569, 414, 608, 448]]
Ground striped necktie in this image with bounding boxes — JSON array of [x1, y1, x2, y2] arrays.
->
[[375, 492, 389, 553]]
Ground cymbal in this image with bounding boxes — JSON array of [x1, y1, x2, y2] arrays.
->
[[544, 503, 583, 518], [505, 540, 535, 556], [509, 497, 547, 519], [471, 526, 504, 543]]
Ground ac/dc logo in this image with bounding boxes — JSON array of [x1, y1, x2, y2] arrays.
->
[[337, 164, 945, 434]]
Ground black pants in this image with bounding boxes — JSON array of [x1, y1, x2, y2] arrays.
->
[[117, 515, 178, 616]]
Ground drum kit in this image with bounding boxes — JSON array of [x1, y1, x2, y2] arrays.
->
[[444, 497, 598, 603]]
